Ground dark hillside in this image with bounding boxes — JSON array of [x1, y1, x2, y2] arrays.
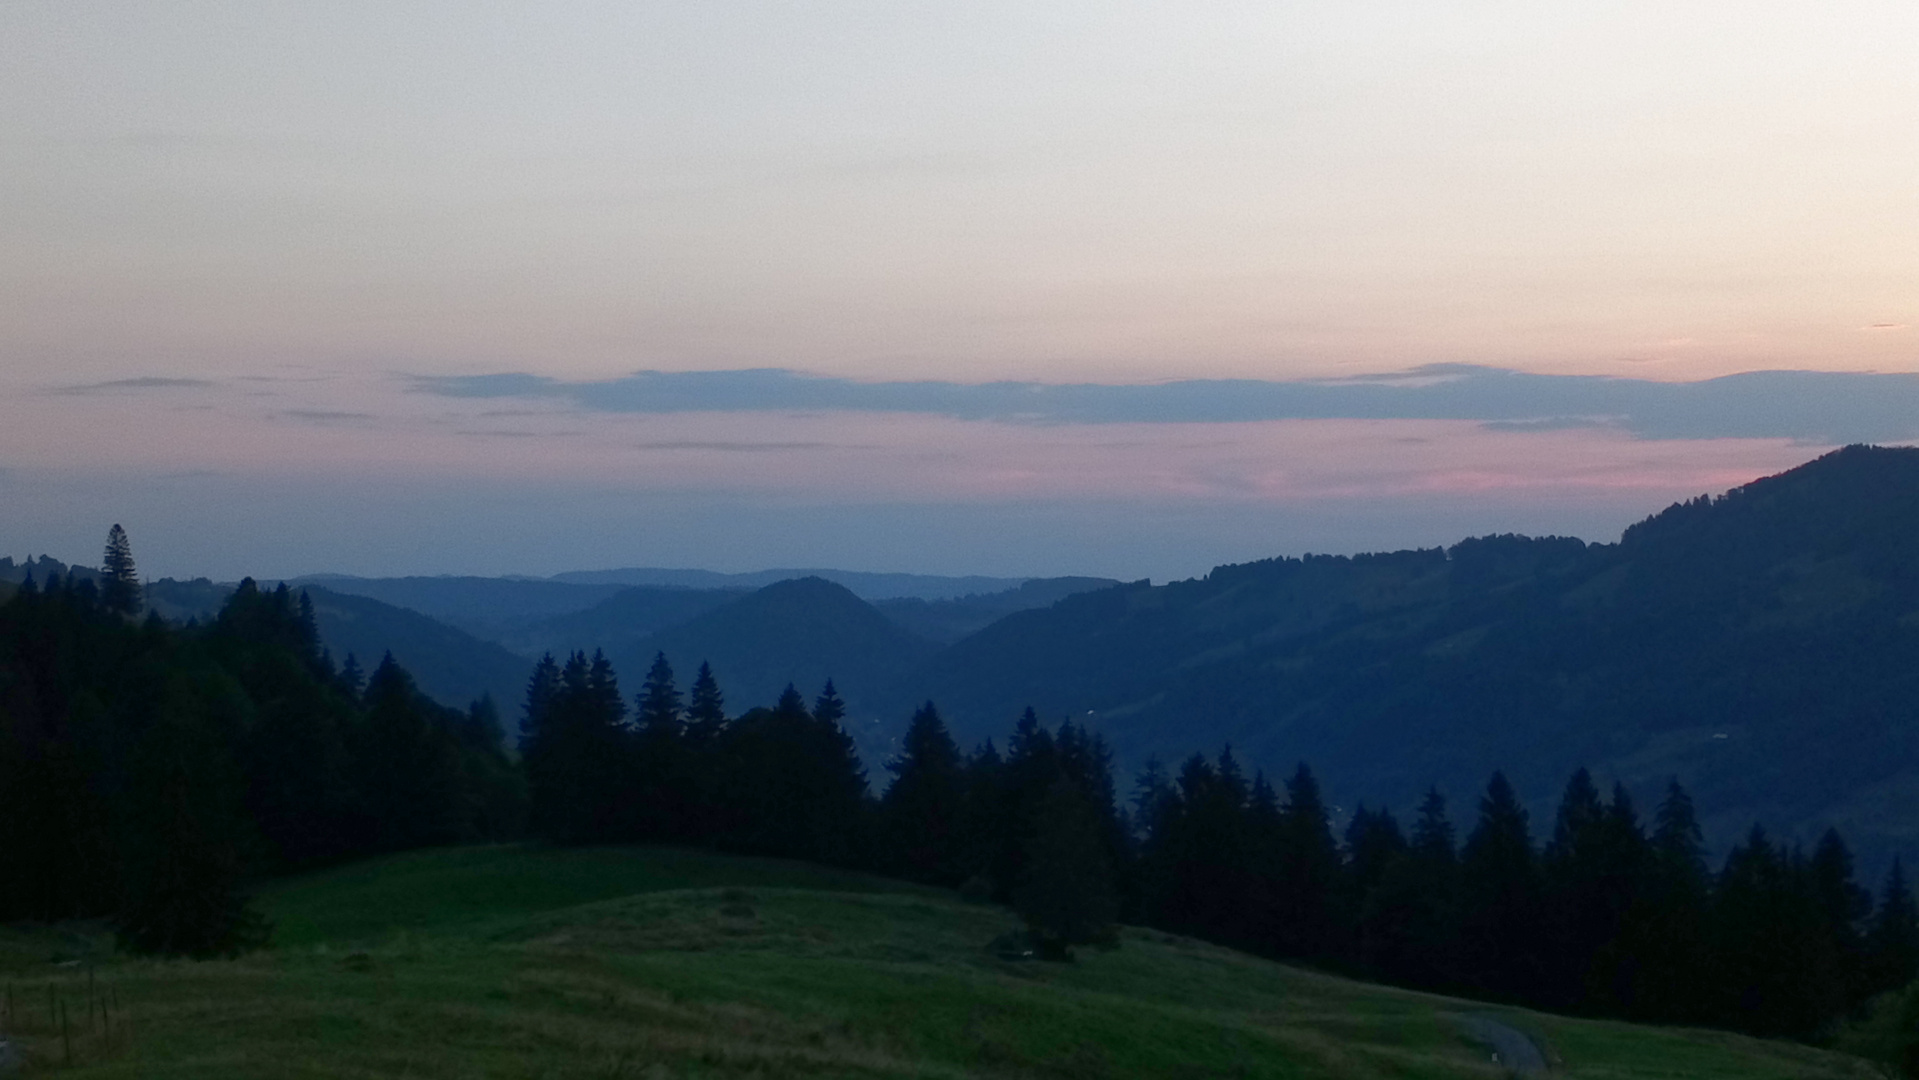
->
[[304, 587, 534, 713], [875, 575, 1121, 642], [620, 576, 936, 723], [907, 446, 1919, 868], [508, 584, 747, 659], [289, 575, 624, 640], [145, 578, 532, 714], [553, 565, 1025, 600]]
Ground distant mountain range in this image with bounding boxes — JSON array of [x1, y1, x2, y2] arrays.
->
[[905, 445, 1919, 870], [0, 553, 1117, 758], [548, 567, 1031, 600], [10, 445, 1918, 869], [138, 578, 535, 714]]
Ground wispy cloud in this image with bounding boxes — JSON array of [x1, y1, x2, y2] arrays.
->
[[633, 440, 848, 453], [51, 377, 216, 395], [412, 366, 1919, 445], [279, 409, 375, 424], [453, 429, 585, 439], [1480, 417, 1620, 433]]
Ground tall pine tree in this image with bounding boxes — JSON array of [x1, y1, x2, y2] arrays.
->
[[100, 523, 141, 616]]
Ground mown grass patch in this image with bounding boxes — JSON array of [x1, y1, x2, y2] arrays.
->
[[256, 843, 930, 948], [0, 845, 1885, 1079]]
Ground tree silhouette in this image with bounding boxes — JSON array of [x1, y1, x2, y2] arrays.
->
[[100, 523, 141, 616], [882, 702, 966, 884], [1868, 858, 1919, 996], [1015, 777, 1119, 958], [1461, 771, 1542, 1000], [686, 661, 726, 745]]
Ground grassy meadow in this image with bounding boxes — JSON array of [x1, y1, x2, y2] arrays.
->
[[0, 844, 1884, 1078]]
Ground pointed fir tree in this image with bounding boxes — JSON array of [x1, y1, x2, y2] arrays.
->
[[115, 681, 268, 957], [296, 589, 321, 659], [1540, 768, 1613, 1009], [1279, 761, 1344, 959], [1346, 804, 1407, 902], [812, 679, 846, 727], [1015, 777, 1119, 958], [958, 740, 1008, 895], [1709, 824, 1831, 1037], [685, 661, 726, 744], [1869, 859, 1919, 996], [882, 702, 967, 884], [989, 708, 1058, 901], [1460, 771, 1543, 1000], [339, 652, 366, 701], [636, 652, 683, 737], [524, 652, 630, 844], [100, 523, 141, 616], [1361, 789, 1460, 987], [631, 652, 690, 840], [518, 653, 560, 748], [1809, 828, 1871, 1007]]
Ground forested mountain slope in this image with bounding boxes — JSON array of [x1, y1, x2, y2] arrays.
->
[[144, 579, 532, 714], [508, 583, 748, 659], [622, 576, 936, 722], [906, 445, 1919, 865], [875, 575, 1121, 643], [289, 574, 624, 640]]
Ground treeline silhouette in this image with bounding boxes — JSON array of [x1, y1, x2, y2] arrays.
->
[[5, 527, 1918, 1047], [519, 646, 1919, 1042], [0, 534, 522, 956]]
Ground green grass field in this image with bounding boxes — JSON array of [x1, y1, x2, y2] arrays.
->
[[0, 844, 1884, 1078]]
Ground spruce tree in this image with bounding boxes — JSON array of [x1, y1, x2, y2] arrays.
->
[[686, 661, 726, 744], [1869, 859, 1919, 996], [1711, 825, 1803, 1034], [523, 652, 629, 844], [1015, 777, 1119, 958], [1809, 828, 1871, 1007], [808, 679, 870, 865], [1460, 771, 1542, 1000], [1345, 805, 1407, 903], [1583, 782, 1650, 1013], [1629, 779, 1711, 1021], [1540, 768, 1612, 1008], [100, 523, 141, 616], [518, 653, 560, 748], [339, 652, 366, 700], [990, 708, 1058, 900], [812, 679, 846, 726], [958, 740, 1009, 893], [631, 652, 689, 840], [882, 702, 966, 883], [636, 652, 683, 737], [116, 681, 268, 957], [1280, 762, 1343, 960], [1363, 788, 1460, 987], [358, 654, 463, 850]]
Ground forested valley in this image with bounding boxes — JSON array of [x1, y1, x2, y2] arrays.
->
[[4, 526, 1917, 1052]]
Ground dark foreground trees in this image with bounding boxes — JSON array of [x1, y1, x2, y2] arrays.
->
[[1015, 777, 1119, 956], [0, 529, 523, 956], [10, 528, 1915, 1041], [507, 632, 1916, 1039]]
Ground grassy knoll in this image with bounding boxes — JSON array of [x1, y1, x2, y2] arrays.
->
[[0, 844, 1882, 1078]]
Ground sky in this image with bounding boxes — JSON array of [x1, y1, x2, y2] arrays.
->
[[2, 2, 1915, 582]]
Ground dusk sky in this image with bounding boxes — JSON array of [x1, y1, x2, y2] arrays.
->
[[3, 3, 1914, 582]]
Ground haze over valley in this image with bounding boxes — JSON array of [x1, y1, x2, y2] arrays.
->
[[5, 3, 1917, 1075]]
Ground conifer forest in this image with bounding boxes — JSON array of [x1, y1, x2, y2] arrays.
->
[[4, 526, 1916, 1051]]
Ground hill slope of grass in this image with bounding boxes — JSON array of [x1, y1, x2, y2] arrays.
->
[[0, 845, 1880, 1078]]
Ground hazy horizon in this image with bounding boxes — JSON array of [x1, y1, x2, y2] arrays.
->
[[4, 4, 1912, 580]]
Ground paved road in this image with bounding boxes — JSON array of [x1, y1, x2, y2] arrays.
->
[[1447, 1012, 1549, 1076]]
